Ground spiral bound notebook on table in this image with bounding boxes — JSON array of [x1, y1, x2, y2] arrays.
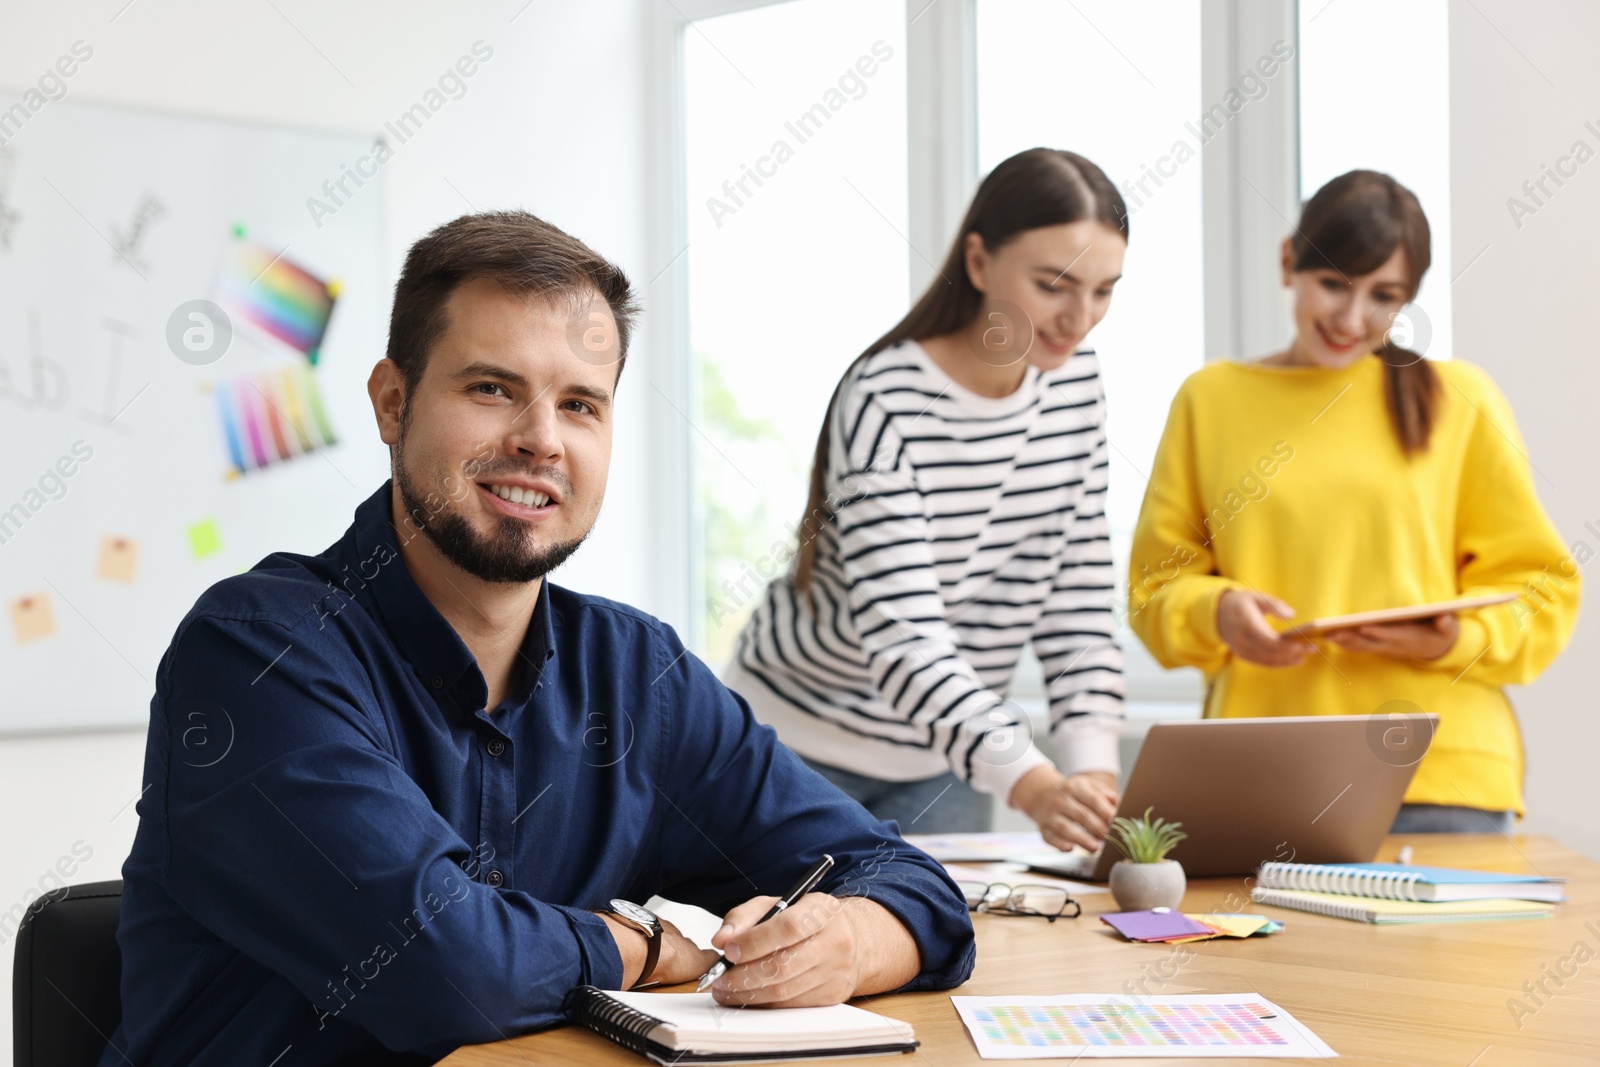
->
[[567, 987, 919, 1064], [1250, 887, 1556, 924], [1256, 861, 1566, 903]]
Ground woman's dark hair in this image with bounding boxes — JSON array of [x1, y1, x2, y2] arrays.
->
[[791, 148, 1129, 600], [1290, 170, 1437, 455]]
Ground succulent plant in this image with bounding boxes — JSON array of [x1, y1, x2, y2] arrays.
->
[[1108, 806, 1187, 864]]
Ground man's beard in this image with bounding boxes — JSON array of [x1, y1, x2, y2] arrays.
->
[[394, 430, 586, 584]]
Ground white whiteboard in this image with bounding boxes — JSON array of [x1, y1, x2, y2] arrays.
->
[[0, 99, 390, 733]]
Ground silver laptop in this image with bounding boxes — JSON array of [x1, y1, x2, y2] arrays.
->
[[1023, 714, 1436, 881]]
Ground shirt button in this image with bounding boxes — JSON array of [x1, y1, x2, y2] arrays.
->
[[486, 869, 504, 887], [486, 738, 506, 757], [431, 675, 444, 690]]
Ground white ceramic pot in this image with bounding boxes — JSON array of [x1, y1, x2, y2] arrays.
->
[[1108, 859, 1186, 912]]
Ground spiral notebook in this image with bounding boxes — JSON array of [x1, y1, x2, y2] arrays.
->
[[1250, 887, 1555, 924], [1256, 861, 1566, 903], [567, 987, 919, 1064]]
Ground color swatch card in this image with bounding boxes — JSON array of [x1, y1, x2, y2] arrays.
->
[[1165, 914, 1284, 942], [207, 363, 338, 478], [216, 237, 339, 362], [1101, 910, 1215, 942], [1102, 910, 1284, 943], [952, 995, 1337, 1059]]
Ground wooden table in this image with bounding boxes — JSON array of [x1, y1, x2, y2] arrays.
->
[[443, 835, 1600, 1065]]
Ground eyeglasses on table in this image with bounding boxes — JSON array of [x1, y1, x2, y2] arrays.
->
[[955, 880, 1082, 922]]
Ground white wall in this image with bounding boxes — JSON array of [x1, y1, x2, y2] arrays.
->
[[1449, 0, 1600, 862], [0, 0, 658, 1052]]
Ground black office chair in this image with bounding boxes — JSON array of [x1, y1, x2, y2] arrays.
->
[[12, 879, 123, 1067]]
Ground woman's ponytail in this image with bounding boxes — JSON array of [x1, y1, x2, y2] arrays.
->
[[1379, 346, 1440, 456]]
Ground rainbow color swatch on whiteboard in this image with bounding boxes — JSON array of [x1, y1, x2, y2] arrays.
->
[[951, 995, 1336, 1058], [217, 238, 339, 362], [210, 363, 338, 477]]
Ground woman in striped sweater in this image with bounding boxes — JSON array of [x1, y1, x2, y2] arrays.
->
[[724, 149, 1129, 850]]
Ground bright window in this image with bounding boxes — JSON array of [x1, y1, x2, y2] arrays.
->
[[977, 0, 1206, 699], [1299, 0, 1452, 360], [683, 0, 909, 664]]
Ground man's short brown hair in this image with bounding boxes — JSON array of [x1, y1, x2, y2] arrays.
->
[[386, 210, 639, 395]]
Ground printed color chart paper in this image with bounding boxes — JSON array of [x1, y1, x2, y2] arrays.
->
[[952, 995, 1337, 1059]]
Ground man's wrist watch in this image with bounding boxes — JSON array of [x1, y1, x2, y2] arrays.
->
[[606, 899, 663, 988]]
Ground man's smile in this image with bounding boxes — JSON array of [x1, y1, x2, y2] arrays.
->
[[477, 480, 560, 520]]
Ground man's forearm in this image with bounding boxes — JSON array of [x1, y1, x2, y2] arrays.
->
[[839, 897, 922, 996]]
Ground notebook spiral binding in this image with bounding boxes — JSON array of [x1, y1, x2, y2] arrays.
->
[[1258, 862, 1422, 901], [1250, 888, 1371, 920], [569, 985, 668, 1056]]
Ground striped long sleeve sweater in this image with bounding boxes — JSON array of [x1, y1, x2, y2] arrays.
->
[[723, 340, 1125, 803]]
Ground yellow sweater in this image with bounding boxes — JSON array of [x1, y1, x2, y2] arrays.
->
[[1127, 355, 1579, 814]]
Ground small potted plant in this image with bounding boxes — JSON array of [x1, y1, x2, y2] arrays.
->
[[1106, 807, 1188, 912]]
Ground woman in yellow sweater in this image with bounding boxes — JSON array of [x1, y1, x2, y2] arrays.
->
[[1127, 170, 1579, 832]]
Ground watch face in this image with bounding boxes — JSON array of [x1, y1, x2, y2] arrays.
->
[[610, 899, 657, 930]]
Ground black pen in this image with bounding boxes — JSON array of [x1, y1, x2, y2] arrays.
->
[[696, 854, 835, 992]]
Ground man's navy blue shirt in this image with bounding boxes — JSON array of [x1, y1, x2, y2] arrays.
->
[[103, 481, 974, 1066]]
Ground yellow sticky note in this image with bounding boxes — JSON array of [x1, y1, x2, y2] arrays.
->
[[187, 518, 223, 560], [1205, 914, 1271, 938], [9, 591, 57, 644], [97, 535, 140, 583], [1168, 913, 1272, 942]]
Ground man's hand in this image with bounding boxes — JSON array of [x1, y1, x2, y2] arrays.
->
[[707, 894, 919, 1008], [1217, 589, 1313, 667], [597, 912, 719, 989], [1324, 613, 1458, 661], [1009, 766, 1119, 852]]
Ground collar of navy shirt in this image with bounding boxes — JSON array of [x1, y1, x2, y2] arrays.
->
[[347, 478, 556, 719]]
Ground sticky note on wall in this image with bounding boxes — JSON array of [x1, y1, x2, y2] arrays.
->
[[98, 535, 140, 583], [187, 518, 223, 560], [9, 591, 57, 644]]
